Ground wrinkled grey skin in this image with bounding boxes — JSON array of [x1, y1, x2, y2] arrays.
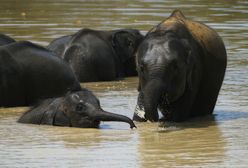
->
[[133, 10, 227, 122], [19, 89, 136, 129], [0, 41, 81, 107], [47, 28, 144, 82], [0, 34, 16, 46]]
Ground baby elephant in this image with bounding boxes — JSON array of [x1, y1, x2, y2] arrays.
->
[[18, 89, 136, 129]]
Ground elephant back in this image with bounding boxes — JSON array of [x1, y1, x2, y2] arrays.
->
[[0, 34, 16, 46], [150, 10, 227, 63], [184, 18, 226, 63], [0, 49, 25, 106], [18, 98, 58, 125]]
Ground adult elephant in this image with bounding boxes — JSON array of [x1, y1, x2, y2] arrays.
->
[[0, 41, 81, 107], [133, 10, 227, 122], [0, 33, 16, 46], [47, 28, 144, 82], [18, 89, 136, 129]]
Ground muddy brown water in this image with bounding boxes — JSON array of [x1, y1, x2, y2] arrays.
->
[[0, 0, 247, 167]]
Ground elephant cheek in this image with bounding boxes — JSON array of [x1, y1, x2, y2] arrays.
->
[[168, 73, 187, 103]]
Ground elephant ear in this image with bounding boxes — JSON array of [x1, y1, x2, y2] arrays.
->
[[111, 31, 135, 63], [18, 98, 55, 124], [112, 30, 140, 76], [170, 38, 194, 90], [181, 39, 194, 91], [53, 99, 72, 127], [53, 110, 71, 127]]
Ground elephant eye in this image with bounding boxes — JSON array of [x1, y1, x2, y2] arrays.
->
[[127, 39, 133, 47], [76, 103, 86, 113], [129, 41, 133, 47], [139, 64, 144, 72]]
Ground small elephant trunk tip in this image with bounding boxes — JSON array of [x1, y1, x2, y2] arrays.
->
[[129, 119, 137, 129], [93, 110, 137, 129]]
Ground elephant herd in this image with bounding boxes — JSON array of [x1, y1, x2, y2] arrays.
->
[[0, 10, 227, 129]]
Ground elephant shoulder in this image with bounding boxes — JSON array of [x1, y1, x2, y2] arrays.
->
[[47, 35, 73, 58]]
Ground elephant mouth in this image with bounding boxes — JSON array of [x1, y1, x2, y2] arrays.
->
[[87, 120, 100, 128], [158, 93, 171, 117], [92, 120, 101, 128], [77, 118, 101, 128], [158, 92, 184, 120]]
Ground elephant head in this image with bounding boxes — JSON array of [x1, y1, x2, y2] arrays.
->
[[133, 21, 198, 122], [19, 89, 136, 129], [111, 29, 144, 76]]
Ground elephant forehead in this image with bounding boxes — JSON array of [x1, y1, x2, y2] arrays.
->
[[143, 41, 172, 64], [70, 93, 84, 102], [69, 90, 100, 106]]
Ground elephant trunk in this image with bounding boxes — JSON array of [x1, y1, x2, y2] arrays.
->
[[143, 79, 165, 122], [91, 109, 136, 129]]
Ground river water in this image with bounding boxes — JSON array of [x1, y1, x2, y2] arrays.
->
[[0, 0, 247, 167]]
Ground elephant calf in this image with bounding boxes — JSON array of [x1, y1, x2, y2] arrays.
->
[[133, 10, 227, 122], [47, 28, 144, 82], [0, 41, 81, 107], [18, 89, 136, 129]]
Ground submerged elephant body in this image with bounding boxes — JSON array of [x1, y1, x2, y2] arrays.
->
[[48, 28, 144, 82], [133, 10, 227, 122], [0, 41, 81, 107], [19, 89, 136, 129]]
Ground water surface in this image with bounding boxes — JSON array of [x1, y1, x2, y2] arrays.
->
[[0, 0, 247, 167]]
